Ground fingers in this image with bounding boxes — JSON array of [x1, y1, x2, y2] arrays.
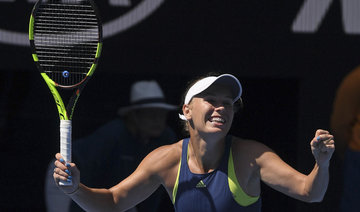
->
[[319, 140, 335, 152], [53, 167, 72, 183], [315, 135, 334, 144], [313, 129, 333, 143], [53, 153, 74, 184], [314, 129, 330, 137], [323, 139, 335, 151], [55, 152, 62, 160], [311, 129, 335, 152]]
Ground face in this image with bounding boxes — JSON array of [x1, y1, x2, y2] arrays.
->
[[183, 83, 235, 135], [129, 108, 169, 138]]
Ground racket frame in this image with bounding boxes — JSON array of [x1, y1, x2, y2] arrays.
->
[[29, 0, 103, 186]]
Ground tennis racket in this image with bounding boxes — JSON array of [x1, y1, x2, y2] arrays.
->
[[29, 0, 102, 185]]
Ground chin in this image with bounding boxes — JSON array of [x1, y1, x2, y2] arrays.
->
[[206, 127, 229, 135], [208, 122, 228, 130]]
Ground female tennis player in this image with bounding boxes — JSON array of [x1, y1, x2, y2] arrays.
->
[[53, 73, 335, 211]]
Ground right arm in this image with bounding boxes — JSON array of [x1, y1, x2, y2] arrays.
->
[[54, 143, 180, 212]]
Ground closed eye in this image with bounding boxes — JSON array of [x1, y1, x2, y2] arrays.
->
[[204, 98, 233, 108], [206, 98, 216, 105]]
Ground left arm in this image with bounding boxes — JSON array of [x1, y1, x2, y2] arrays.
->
[[257, 129, 335, 202]]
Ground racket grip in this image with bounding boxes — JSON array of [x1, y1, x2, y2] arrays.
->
[[59, 120, 72, 186]]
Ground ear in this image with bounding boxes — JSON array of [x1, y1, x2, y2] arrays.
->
[[182, 104, 192, 120]]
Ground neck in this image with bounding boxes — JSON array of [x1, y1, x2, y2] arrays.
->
[[188, 133, 226, 173]]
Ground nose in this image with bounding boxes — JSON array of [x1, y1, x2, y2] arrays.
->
[[214, 103, 225, 111]]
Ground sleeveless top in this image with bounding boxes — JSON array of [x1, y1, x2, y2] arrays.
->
[[172, 136, 262, 211]]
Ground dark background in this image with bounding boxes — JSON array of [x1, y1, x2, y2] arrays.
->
[[0, 0, 358, 211]]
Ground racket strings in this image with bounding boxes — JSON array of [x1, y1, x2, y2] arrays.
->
[[33, 0, 100, 87], [45, 71, 86, 87]]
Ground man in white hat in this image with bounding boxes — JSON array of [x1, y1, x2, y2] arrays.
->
[[117, 80, 178, 142], [45, 80, 177, 212]]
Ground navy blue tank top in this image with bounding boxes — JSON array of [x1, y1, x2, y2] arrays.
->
[[173, 136, 262, 212]]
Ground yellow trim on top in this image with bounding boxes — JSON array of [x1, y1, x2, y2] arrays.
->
[[228, 147, 259, 206], [172, 157, 181, 204], [172, 140, 190, 204]]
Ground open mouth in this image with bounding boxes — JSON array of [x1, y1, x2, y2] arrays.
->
[[209, 117, 226, 124]]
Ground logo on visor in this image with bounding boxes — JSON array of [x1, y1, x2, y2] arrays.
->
[[0, 0, 165, 46]]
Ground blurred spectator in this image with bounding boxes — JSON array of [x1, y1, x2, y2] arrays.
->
[[331, 65, 360, 212]]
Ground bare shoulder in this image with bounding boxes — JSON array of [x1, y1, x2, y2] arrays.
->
[[231, 136, 273, 154], [230, 136, 277, 165], [138, 140, 184, 178]]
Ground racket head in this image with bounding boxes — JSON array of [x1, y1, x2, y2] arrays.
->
[[29, 0, 103, 89]]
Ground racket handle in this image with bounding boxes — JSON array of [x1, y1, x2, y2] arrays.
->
[[59, 120, 72, 186]]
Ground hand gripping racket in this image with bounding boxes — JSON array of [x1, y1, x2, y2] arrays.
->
[[29, 0, 102, 185]]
